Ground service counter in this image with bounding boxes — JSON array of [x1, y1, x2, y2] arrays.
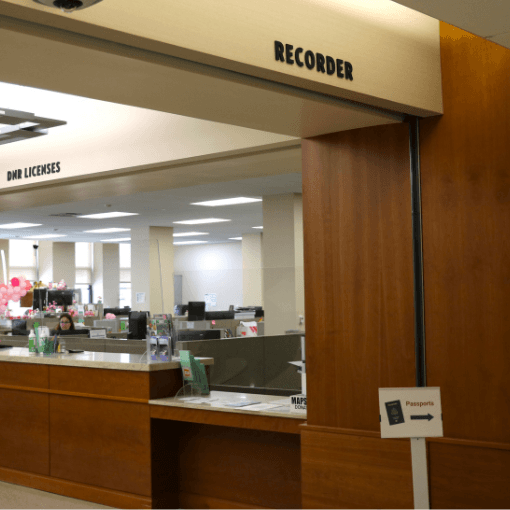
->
[[0, 348, 213, 509]]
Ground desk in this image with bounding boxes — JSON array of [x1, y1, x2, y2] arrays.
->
[[0, 348, 213, 509], [150, 391, 305, 509]]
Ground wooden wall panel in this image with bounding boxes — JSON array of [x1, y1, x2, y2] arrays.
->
[[420, 23, 510, 445], [174, 422, 301, 509], [0, 389, 49, 475], [301, 123, 415, 431], [49, 365, 150, 400], [428, 442, 510, 509], [49, 395, 151, 496], [301, 428, 413, 509], [0, 361, 49, 389]]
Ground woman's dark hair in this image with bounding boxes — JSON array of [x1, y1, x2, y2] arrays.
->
[[56, 313, 75, 331]]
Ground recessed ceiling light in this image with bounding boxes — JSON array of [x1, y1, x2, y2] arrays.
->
[[173, 232, 209, 237], [77, 212, 139, 219], [84, 228, 130, 233], [191, 197, 262, 207], [252, 226, 263, 229], [174, 240, 208, 245], [101, 238, 131, 242], [0, 222, 43, 229], [229, 237, 243, 240], [23, 234, 67, 239], [173, 218, 231, 225]]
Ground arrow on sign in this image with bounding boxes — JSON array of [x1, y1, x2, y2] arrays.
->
[[411, 414, 434, 421]]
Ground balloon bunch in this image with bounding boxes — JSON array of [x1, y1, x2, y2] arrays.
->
[[0, 277, 32, 315]]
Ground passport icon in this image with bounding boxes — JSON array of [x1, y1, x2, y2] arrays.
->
[[385, 400, 405, 425]]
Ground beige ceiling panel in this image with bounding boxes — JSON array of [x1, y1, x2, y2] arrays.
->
[[0, 17, 398, 141], [0, 0, 442, 116]]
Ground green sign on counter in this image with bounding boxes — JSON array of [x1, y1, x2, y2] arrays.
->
[[179, 350, 209, 395]]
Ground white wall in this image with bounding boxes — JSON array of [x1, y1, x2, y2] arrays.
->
[[174, 243, 243, 310]]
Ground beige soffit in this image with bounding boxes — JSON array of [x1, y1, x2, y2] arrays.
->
[[0, 0, 443, 116], [390, 0, 510, 50]]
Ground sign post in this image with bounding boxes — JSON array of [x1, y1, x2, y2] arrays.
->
[[379, 387, 443, 509]]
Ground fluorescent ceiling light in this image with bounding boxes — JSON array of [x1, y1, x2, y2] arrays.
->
[[174, 240, 208, 245], [173, 218, 231, 225], [173, 232, 209, 237], [84, 228, 130, 233], [229, 237, 243, 240], [0, 222, 43, 229], [101, 238, 131, 242], [252, 226, 263, 229], [191, 197, 262, 207], [77, 212, 139, 219], [23, 234, 67, 239]]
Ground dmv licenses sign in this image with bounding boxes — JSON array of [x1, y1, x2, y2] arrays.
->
[[378, 387, 443, 438]]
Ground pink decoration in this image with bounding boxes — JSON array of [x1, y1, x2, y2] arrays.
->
[[105, 313, 116, 320], [10, 277, 19, 287], [48, 282, 53, 289]]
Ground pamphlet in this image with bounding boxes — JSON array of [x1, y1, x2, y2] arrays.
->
[[179, 350, 209, 395]]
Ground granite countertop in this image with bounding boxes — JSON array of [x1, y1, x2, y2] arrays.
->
[[0, 347, 214, 372], [150, 390, 306, 419]]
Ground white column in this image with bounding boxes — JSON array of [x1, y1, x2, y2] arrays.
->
[[92, 243, 103, 303], [131, 226, 174, 315], [103, 244, 120, 308], [262, 193, 304, 335], [242, 233, 262, 306], [52, 242, 75, 288], [38, 241, 53, 284], [0, 240, 9, 284]]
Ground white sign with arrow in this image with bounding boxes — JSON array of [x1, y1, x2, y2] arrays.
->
[[378, 387, 443, 439]]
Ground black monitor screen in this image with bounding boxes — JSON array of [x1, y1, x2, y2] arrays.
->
[[47, 290, 74, 309], [32, 288, 48, 311], [177, 329, 221, 342], [204, 311, 235, 320], [188, 301, 206, 321], [128, 311, 148, 339]]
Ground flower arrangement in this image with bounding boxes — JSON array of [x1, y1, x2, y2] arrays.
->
[[56, 280, 67, 290], [45, 301, 58, 312], [84, 310, 95, 317], [0, 276, 32, 316], [105, 313, 116, 320], [68, 309, 78, 317]]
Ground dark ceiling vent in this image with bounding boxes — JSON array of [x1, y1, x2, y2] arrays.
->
[[49, 213, 80, 217]]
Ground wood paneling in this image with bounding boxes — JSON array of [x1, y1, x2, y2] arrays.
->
[[149, 367, 191, 399], [420, 23, 510, 445], [49, 395, 151, 496], [176, 422, 301, 509], [429, 442, 510, 509], [301, 427, 413, 509], [150, 405, 304, 434], [0, 361, 48, 388], [0, 465, 151, 509], [49, 365, 150, 400], [0, 389, 50, 475], [301, 122, 415, 431]]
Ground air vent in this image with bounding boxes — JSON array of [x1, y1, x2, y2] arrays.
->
[[49, 213, 79, 217]]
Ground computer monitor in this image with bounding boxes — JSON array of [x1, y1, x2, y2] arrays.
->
[[47, 290, 74, 311], [177, 329, 221, 342], [174, 304, 188, 316], [32, 288, 48, 311], [188, 301, 206, 321], [128, 311, 148, 339], [204, 311, 235, 320]]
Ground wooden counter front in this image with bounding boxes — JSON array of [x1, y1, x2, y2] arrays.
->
[[0, 351, 212, 509]]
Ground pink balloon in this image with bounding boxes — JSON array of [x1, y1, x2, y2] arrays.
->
[[10, 277, 19, 287], [13, 286, 20, 293], [20, 289, 27, 297]]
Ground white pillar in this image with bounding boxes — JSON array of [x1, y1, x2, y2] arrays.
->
[[242, 233, 262, 307], [52, 242, 75, 288], [131, 226, 174, 315], [0, 240, 9, 284], [262, 193, 304, 335], [38, 241, 53, 284], [92, 243, 120, 307]]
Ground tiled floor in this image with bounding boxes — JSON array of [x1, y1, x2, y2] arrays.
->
[[0, 481, 112, 509]]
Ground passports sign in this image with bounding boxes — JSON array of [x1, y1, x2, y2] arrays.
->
[[378, 387, 443, 438]]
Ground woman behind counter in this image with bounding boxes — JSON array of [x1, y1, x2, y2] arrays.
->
[[53, 313, 76, 334]]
